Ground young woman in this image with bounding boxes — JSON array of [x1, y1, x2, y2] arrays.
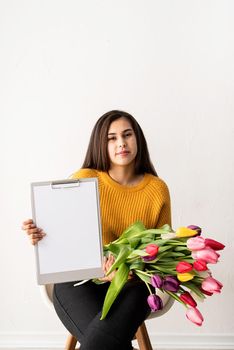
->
[[22, 110, 171, 350]]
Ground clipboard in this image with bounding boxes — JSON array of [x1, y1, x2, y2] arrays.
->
[[31, 178, 104, 285]]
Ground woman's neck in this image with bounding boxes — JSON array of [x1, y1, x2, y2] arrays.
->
[[108, 166, 143, 186]]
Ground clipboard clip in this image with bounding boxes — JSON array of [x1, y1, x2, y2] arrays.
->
[[51, 180, 80, 189]]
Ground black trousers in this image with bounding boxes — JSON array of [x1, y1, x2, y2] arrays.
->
[[53, 279, 151, 350]]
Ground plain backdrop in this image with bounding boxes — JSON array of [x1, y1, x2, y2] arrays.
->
[[0, 0, 234, 349]]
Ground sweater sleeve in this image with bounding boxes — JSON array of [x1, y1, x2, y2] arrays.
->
[[156, 180, 172, 228]]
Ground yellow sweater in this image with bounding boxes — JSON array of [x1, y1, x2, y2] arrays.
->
[[71, 168, 171, 245]]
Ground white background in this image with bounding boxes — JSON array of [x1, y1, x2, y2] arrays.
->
[[0, 0, 233, 348]]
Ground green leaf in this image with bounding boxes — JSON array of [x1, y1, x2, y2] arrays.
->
[[134, 270, 151, 284], [127, 249, 149, 259], [119, 221, 146, 239], [106, 245, 131, 275], [100, 263, 129, 320], [158, 246, 173, 253], [129, 260, 145, 270]]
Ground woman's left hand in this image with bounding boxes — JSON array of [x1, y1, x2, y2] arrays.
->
[[99, 254, 117, 282]]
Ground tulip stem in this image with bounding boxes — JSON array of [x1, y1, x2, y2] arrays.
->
[[145, 281, 153, 295], [135, 269, 152, 277]]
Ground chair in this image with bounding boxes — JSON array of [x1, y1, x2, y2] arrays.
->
[[40, 284, 174, 350]]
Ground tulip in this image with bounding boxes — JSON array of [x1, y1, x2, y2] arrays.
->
[[180, 292, 197, 307], [201, 276, 223, 294], [176, 261, 193, 273], [151, 274, 163, 288], [177, 272, 194, 282], [187, 225, 202, 235], [186, 307, 204, 326], [192, 247, 219, 264], [147, 294, 163, 312], [187, 237, 206, 251], [143, 244, 159, 261], [163, 276, 180, 292], [205, 238, 225, 251], [193, 259, 208, 271], [176, 227, 198, 238]]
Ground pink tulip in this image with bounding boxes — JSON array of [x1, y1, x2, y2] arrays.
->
[[201, 276, 223, 294], [186, 307, 204, 326], [205, 238, 225, 251], [192, 247, 219, 264], [176, 261, 193, 273], [187, 237, 205, 251]]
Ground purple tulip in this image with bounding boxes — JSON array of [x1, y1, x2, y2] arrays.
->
[[147, 294, 163, 312], [143, 254, 157, 262], [163, 276, 180, 292], [151, 274, 163, 288], [187, 225, 202, 236]]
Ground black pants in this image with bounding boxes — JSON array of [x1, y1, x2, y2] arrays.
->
[[53, 279, 151, 350]]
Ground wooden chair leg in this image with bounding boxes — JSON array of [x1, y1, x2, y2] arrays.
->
[[65, 334, 78, 350], [135, 322, 153, 350]]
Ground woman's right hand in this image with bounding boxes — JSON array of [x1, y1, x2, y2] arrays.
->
[[21, 219, 46, 245]]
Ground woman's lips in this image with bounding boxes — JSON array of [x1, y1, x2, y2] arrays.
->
[[116, 151, 130, 155]]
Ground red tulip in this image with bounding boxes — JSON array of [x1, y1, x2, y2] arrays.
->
[[187, 237, 205, 251], [176, 261, 193, 273], [192, 247, 219, 264], [193, 259, 208, 271], [180, 292, 197, 307], [201, 276, 223, 294], [205, 238, 225, 251], [186, 307, 204, 326]]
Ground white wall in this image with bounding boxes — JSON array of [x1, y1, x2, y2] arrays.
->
[[0, 0, 233, 348]]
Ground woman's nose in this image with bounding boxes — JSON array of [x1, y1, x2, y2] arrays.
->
[[118, 138, 126, 148]]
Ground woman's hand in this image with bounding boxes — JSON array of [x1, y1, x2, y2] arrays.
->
[[99, 254, 117, 282], [21, 219, 46, 245]]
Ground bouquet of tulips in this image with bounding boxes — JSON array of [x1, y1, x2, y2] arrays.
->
[[96, 221, 225, 326]]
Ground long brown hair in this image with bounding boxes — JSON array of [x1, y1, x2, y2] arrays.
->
[[82, 110, 158, 176]]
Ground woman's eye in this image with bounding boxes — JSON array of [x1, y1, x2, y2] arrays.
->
[[124, 133, 132, 137], [108, 137, 116, 141]]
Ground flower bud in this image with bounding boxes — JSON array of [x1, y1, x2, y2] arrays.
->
[[205, 238, 225, 251], [201, 276, 223, 294], [151, 274, 163, 288], [176, 261, 193, 273], [147, 294, 163, 312], [163, 276, 180, 292], [186, 307, 204, 326], [187, 237, 205, 251]]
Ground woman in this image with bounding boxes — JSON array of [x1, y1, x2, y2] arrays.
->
[[22, 110, 171, 350]]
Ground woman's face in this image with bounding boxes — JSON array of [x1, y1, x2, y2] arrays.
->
[[107, 117, 138, 169]]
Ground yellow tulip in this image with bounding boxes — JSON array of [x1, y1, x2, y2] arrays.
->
[[177, 272, 194, 282], [176, 227, 198, 238]]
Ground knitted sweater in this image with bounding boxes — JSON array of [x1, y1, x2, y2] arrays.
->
[[71, 168, 171, 245]]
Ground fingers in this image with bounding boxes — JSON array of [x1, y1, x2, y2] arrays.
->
[[101, 254, 116, 282], [21, 218, 46, 245]]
